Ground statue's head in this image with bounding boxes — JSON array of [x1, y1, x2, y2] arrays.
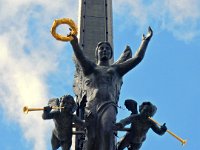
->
[[124, 99, 138, 114], [95, 41, 113, 62], [139, 102, 157, 117], [60, 95, 77, 113]]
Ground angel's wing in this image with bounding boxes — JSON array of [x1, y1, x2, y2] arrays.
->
[[48, 98, 59, 107], [114, 46, 132, 64]]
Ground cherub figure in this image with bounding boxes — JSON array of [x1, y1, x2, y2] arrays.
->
[[42, 95, 85, 150], [115, 101, 167, 150]]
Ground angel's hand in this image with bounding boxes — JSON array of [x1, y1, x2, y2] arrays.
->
[[142, 26, 153, 41], [68, 28, 78, 44]]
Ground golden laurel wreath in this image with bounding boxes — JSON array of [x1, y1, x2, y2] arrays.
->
[[50, 18, 78, 42]]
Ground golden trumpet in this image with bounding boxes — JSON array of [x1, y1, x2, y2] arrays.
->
[[23, 106, 64, 114], [148, 117, 187, 146]]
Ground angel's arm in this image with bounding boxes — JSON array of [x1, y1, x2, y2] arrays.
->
[[117, 27, 153, 76], [70, 35, 95, 76]]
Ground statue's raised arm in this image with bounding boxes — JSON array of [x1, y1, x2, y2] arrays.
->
[[70, 35, 95, 76], [116, 27, 153, 77], [136, 26, 153, 58]]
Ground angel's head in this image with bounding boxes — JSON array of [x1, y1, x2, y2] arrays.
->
[[95, 41, 113, 63]]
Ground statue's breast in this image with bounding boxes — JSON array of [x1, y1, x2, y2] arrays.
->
[[94, 66, 119, 85], [84, 66, 121, 102]]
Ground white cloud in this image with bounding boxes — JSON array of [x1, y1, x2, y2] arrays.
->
[[114, 0, 200, 41], [0, 36, 50, 149], [0, 0, 78, 149]]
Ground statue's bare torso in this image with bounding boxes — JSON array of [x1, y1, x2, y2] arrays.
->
[[85, 65, 121, 104]]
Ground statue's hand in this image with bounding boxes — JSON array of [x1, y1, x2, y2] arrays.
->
[[44, 106, 52, 112], [161, 123, 167, 132], [68, 28, 78, 45], [142, 26, 153, 41]]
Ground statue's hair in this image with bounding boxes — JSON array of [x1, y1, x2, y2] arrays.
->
[[48, 98, 59, 106], [60, 95, 77, 113], [139, 101, 157, 117], [95, 41, 113, 61]]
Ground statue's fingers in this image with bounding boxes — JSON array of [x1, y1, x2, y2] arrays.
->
[[71, 34, 76, 39], [126, 45, 131, 50], [142, 34, 145, 40], [148, 26, 153, 36], [67, 28, 73, 36]]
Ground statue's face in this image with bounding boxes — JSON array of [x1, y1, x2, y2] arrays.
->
[[139, 102, 157, 117], [140, 105, 150, 117], [60, 96, 75, 112], [97, 43, 112, 61]]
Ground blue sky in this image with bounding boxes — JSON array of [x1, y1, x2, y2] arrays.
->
[[0, 0, 200, 150]]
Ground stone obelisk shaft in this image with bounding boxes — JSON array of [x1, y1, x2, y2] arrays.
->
[[78, 0, 113, 62]]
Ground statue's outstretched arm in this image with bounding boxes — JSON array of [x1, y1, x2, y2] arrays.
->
[[118, 114, 137, 127], [135, 26, 153, 59], [116, 27, 153, 77], [151, 122, 167, 135], [42, 106, 58, 119], [70, 35, 95, 76]]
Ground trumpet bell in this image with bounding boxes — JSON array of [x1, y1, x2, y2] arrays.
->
[[182, 139, 187, 146], [23, 106, 29, 114]]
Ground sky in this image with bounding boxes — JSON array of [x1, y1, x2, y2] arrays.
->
[[0, 0, 200, 150]]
